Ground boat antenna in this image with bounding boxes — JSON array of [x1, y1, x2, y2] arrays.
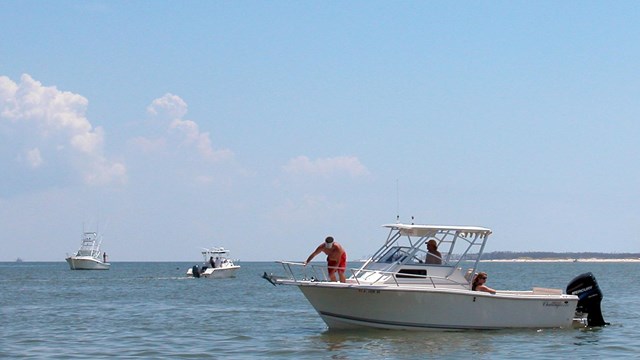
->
[[396, 179, 400, 222]]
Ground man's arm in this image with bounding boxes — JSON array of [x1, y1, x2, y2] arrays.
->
[[305, 244, 323, 264]]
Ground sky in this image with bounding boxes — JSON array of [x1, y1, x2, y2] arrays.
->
[[1, 1, 639, 262]]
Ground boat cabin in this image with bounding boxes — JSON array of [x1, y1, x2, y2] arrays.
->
[[352, 224, 492, 288]]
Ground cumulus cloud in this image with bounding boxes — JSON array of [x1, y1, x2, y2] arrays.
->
[[84, 158, 127, 186], [147, 93, 187, 119], [145, 93, 233, 162], [0, 74, 126, 185], [282, 155, 369, 178]]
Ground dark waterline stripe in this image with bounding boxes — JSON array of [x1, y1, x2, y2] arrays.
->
[[318, 311, 501, 330]]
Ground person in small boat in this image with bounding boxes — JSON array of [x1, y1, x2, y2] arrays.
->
[[472, 272, 496, 294], [304, 236, 347, 283], [209, 256, 215, 268], [425, 239, 442, 264]]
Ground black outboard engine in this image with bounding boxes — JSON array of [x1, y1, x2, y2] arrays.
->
[[566, 272, 608, 326], [192, 265, 200, 278]]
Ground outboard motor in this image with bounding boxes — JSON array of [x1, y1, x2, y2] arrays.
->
[[566, 272, 608, 326], [192, 265, 200, 278]]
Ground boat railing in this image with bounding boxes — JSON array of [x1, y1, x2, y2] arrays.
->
[[278, 261, 333, 282], [276, 261, 468, 288]]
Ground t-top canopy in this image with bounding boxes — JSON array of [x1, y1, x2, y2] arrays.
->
[[382, 223, 492, 237]]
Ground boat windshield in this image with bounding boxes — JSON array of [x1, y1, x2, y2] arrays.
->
[[376, 246, 424, 264]]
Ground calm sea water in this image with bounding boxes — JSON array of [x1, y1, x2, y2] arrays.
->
[[1, 261, 638, 359]]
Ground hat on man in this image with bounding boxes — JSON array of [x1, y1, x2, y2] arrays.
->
[[325, 236, 334, 248]]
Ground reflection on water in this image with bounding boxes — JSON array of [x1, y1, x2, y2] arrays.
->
[[573, 326, 606, 346], [312, 328, 496, 359]]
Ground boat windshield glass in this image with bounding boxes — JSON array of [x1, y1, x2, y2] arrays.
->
[[376, 246, 422, 264]]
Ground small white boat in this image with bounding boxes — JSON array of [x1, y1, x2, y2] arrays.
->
[[187, 247, 240, 279], [264, 222, 607, 330], [65, 231, 110, 270]]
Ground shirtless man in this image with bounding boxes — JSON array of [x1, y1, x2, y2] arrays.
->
[[305, 236, 347, 282]]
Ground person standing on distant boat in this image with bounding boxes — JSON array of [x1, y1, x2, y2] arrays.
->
[[425, 239, 442, 264], [305, 236, 347, 283], [103, 252, 107, 263], [472, 272, 496, 294]]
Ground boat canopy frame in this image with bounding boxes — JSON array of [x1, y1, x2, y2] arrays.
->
[[75, 231, 104, 258], [270, 223, 494, 287], [356, 224, 492, 283]]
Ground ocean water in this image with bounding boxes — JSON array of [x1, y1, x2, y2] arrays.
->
[[1, 261, 638, 359]]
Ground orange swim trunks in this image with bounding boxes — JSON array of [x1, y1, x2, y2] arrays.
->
[[327, 252, 347, 276]]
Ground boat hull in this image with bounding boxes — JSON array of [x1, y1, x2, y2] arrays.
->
[[295, 283, 578, 330], [65, 256, 110, 270], [187, 265, 240, 279]]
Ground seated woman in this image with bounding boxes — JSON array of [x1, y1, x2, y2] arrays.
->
[[472, 272, 496, 294]]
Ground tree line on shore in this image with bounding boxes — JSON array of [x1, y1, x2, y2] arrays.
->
[[480, 251, 640, 260]]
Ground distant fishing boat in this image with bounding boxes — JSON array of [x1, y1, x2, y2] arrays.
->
[[65, 229, 110, 270], [187, 247, 240, 279]]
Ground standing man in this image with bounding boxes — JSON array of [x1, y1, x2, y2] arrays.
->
[[305, 236, 347, 283]]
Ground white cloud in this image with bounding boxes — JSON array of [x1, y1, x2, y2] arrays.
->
[[145, 93, 233, 162], [70, 126, 104, 154], [169, 119, 233, 161], [283, 155, 369, 178], [84, 159, 127, 186], [146, 93, 187, 119], [0, 74, 126, 186], [1, 74, 91, 138]]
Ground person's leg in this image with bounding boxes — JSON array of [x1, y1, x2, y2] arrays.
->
[[338, 252, 347, 283], [327, 260, 338, 281]]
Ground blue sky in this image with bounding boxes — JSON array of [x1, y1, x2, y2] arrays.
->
[[1, 1, 638, 261]]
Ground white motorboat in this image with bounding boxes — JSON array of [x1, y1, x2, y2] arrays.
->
[[187, 247, 240, 279], [65, 231, 110, 270], [263, 222, 607, 330]]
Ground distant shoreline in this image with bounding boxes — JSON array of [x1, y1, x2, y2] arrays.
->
[[482, 258, 640, 263], [481, 251, 640, 262]]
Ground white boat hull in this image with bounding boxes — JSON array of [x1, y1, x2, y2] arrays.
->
[[266, 224, 606, 330], [65, 256, 110, 270], [295, 283, 578, 330], [187, 265, 240, 279]]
